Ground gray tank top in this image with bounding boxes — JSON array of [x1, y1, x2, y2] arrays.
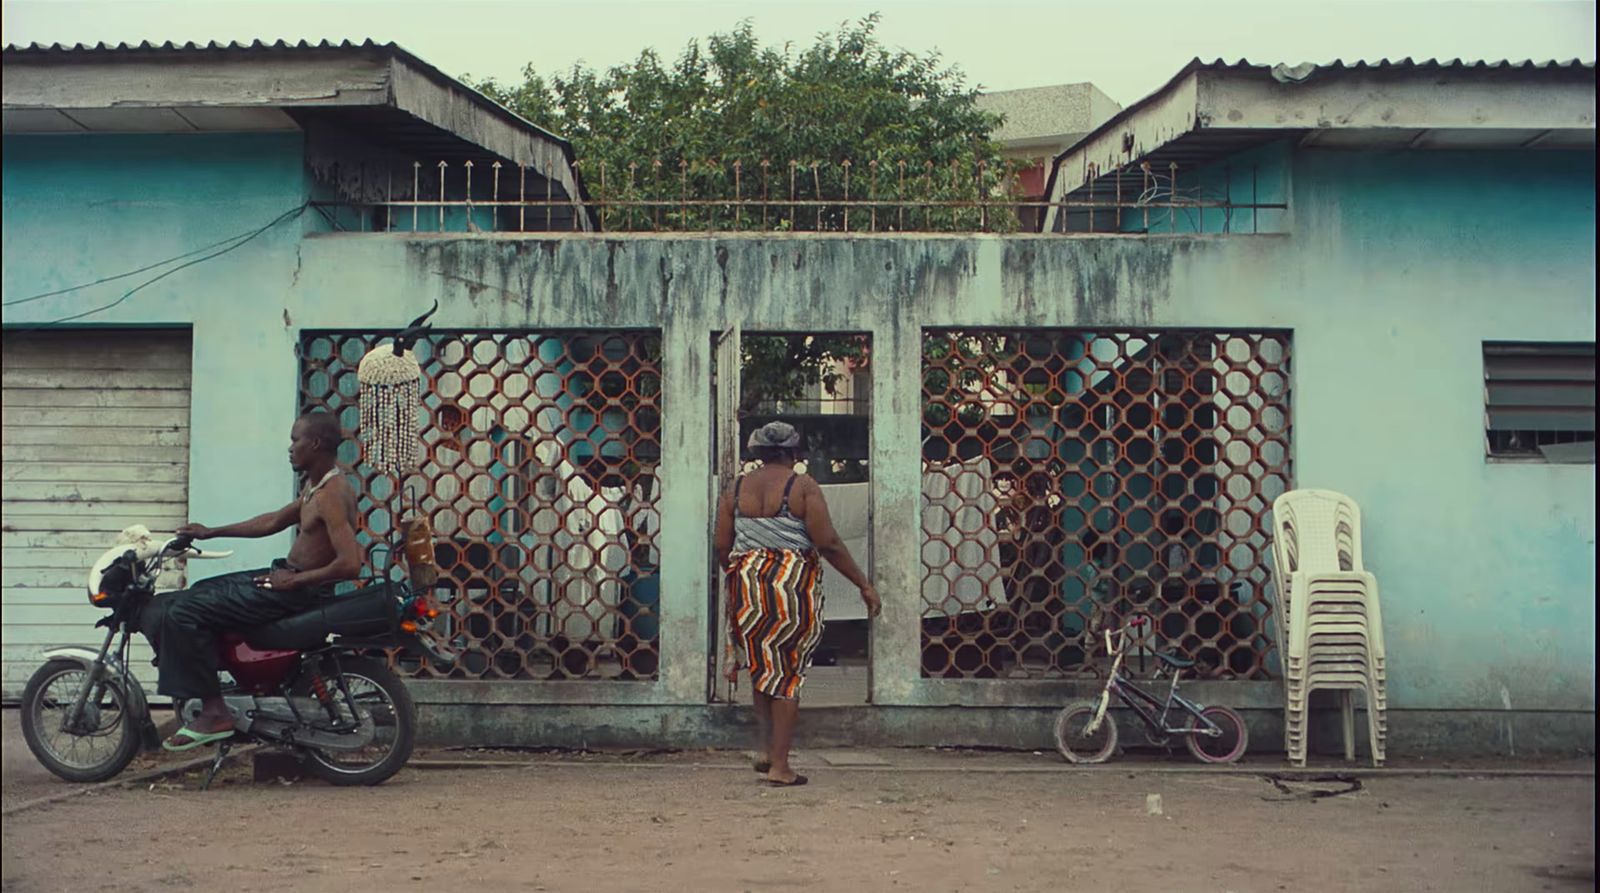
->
[[731, 474, 815, 554]]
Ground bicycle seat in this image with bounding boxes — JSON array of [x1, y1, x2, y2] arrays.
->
[[1155, 652, 1195, 670]]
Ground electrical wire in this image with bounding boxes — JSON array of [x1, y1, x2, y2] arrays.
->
[[4, 202, 310, 330], [5, 201, 312, 310], [5, 229, 257, 307]]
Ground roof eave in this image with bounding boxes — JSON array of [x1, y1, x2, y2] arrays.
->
[[1039, 58, 1597, 232], [1, 39, 595, 228]]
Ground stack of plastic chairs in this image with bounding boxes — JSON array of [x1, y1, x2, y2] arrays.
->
[[1269, 489, 1387, 767]]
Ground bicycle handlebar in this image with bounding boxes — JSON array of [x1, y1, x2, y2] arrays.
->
[[1101, 615, 1153, 657], [1104, 615, 1150, 636]]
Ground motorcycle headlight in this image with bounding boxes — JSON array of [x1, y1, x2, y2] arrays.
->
[[87, 555, 136, 609]]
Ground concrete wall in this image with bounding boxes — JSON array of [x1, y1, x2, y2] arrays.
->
[[4, 134, 1594, 751], [2, 132, 313, 573], [1289, 149, 1596, 720]]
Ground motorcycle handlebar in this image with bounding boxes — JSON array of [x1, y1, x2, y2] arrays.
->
[[157, 536, 232, 560]]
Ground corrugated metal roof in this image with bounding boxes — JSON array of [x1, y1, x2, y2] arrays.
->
[[9, 43, 1591, 67], [1192, 57, 1594, 86], [1075, 58, 1597, 150], [1191, 57, 1594, 72], [3, 38, 398, 54], [1050, 55, 1597, 173]]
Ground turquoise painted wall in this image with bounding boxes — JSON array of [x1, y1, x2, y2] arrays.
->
[[2, 133, 313, 573], [3, 133, 1593, 721], [1288, 149, 1596, 712]]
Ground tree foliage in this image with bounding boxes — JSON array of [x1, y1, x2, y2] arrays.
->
[[473, 15, 1013, 412], [474, 15, 1011, 232]]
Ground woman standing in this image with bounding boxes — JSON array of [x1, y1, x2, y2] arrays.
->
[[714, 422, 880, 786]]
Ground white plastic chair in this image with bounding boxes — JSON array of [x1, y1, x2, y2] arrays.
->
[[1270, 489, 1388, 766]]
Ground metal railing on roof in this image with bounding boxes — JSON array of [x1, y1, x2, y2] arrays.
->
[[308, 157, 1287, 235]]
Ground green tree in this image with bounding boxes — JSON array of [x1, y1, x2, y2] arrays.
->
[[474, 14, 1012, 234], [472, 14, 1014, 413]]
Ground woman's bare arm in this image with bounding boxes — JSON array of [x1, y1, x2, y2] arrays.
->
[[713, 488, 736, 570]]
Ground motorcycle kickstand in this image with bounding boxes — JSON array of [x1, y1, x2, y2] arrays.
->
[[200, 740, 232, 792]]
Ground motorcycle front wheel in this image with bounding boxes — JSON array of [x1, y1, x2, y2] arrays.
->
[[300, 656, 417, 786], [20, 659, 143, 783]]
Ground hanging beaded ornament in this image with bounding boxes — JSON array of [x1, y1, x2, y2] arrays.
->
[[357, 342, 423, 475]]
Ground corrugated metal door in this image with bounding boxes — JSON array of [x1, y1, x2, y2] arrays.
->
[[1, 330, 192, 699]]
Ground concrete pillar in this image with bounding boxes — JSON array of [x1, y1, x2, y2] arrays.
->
[[869, 295, 925, 705], [653, 258, 713, 704]]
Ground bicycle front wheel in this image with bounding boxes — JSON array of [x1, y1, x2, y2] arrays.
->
[[1184, 705, 1248, 764], [1053, 700, 1118, 764]]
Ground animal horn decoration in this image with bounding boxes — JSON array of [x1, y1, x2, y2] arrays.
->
[[356, 301, 438, 474]]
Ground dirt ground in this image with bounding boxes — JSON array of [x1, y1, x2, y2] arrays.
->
[[4, 730, 1595, 893]]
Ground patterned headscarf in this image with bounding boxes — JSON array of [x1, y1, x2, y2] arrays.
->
[[747, 421, 802, 450]]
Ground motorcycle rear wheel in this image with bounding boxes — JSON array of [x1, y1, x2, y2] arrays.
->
[[301, 656, 417, 786], [20, 659, 143, 783]]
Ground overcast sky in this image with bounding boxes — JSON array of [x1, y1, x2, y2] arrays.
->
[[2, 0, 1594, 107]]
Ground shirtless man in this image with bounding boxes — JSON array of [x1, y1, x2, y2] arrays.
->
[[158, 411, 363, 750]]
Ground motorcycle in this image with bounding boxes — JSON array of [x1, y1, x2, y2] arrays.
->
[[19, 526, 453, 789]]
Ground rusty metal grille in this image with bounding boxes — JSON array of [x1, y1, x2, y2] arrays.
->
[[920, 329, 1292, 680], [298, 330, 664, 681]]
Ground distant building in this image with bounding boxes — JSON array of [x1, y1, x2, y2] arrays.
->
[[977, 83, 1122, 228]]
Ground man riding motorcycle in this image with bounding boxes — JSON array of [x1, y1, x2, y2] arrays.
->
[[155, 410, 363, 750]]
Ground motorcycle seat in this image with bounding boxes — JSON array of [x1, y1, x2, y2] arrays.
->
[[247, 585, 400, 652]]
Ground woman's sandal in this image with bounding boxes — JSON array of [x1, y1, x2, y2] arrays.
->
[[753, 760, 772, 773], [766, 774, 808, 787]]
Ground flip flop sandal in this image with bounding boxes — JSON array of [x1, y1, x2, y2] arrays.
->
[[766, 774, 808, 787], [753, 760, 772, 773], [162, 726, 234, 752]]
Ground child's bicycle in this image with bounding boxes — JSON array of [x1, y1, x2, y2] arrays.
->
[[1053, 616, 1248, 764]]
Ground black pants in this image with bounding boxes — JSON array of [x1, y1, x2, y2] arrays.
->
[[152, 561, 328, 700]]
